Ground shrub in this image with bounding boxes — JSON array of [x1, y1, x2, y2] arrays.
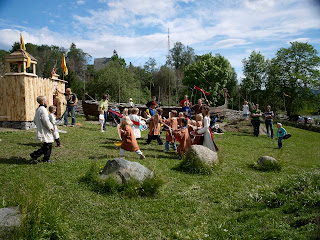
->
[[79, 163, 164, 197], [173, 156, 216, 175]]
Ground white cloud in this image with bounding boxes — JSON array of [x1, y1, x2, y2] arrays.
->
[[288, 38, 310, 43], [213, 39, 251, 49], [77, 0, 85, 5]]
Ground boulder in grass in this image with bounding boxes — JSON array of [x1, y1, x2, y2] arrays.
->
[[100, 158, 154, 184], [185, 145, 219, 166], [257, 156, 278, 168], [0, 207, 21, 237]]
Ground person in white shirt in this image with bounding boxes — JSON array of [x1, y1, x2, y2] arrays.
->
[[30, 96, 54, 164], [242, 101, 250, 119], [99, 110, 105, 132]]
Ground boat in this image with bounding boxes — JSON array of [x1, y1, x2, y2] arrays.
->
[[82, 88, 230, 120]]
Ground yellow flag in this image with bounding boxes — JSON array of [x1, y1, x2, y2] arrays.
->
[[20, 33, 31, 68], [61, 53, 68, 75], [20, 33, 26, 50]]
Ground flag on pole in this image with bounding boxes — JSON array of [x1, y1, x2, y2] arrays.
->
[[194, 85, 210, 95], [20, 33, 31, 68], [283, 92, 291, 97], [61, 53, 68, 76]]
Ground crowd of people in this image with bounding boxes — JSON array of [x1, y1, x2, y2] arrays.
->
[[29, 91, 289, 164]]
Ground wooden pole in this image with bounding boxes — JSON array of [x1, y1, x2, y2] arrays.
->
[[168, 28, 170, 106]]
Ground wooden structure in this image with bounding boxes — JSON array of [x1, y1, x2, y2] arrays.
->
[[82, 88, 230, 120], [0, 49, 66, 126]]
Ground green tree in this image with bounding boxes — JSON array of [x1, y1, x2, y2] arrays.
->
[[241, 51, 268, 103], [0, 49, 9, 76], [170, 42, 195, 71], [183, 53, 237, 106], [266, 42, 320, 115]]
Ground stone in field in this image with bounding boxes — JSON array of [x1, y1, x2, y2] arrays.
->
[[185, 145, 219, 166], [100, 158, 154, 184]]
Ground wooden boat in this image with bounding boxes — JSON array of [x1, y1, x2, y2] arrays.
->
[[82, 88, 229, 120]]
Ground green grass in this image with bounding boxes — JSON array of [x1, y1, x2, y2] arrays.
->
[[0, 116, 319, 239]]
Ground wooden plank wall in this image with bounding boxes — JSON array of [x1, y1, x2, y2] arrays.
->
[[0, 75, 65, 122], [0, 75, 26, 121]]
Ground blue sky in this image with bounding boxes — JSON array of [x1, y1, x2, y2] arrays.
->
[[1, 0, 320, 80]]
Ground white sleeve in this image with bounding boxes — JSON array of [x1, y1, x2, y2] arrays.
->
[[198, 117, 209, 134]]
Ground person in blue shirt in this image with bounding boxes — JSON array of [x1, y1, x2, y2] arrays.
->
[[276, 122, 287, 149]]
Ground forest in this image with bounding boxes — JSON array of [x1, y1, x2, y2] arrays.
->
[[0, 40, 319, 115]]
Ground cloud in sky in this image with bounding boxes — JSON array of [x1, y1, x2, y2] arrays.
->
[[0, 0, 319, 78]]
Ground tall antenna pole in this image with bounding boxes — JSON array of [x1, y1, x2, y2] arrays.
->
[[168, 28, 170, 106]]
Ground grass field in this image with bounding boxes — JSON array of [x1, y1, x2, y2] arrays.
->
[[0, 116, 319, 239]]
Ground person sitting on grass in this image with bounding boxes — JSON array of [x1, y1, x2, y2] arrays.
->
[[276, 122, 287, 149], [119, 116, 145, 159], [173, 118, 192, 159], [30, 96, 54, 164]]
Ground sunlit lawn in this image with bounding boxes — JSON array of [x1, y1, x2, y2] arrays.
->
[[0, 116, 319, 239]]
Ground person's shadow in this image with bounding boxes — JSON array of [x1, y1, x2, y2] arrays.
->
[[0, 156, 30, 165]]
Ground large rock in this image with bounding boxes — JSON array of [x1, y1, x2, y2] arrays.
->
[[185, 145, 219, 166], [257, 156, 278, 167], [0, 207, 21, 237], [100, 158, 154, 184]]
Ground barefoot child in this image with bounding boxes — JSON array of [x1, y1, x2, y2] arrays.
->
[[99, 110, 105, 132], [30, 96, 54, 164], [276, 122, 287, 149], [163, 110, 178, 152], [49, 105, 63, 147], [173, 118, 192, 159], [146, 108, 163, 145], [119, 116, 145, 159]]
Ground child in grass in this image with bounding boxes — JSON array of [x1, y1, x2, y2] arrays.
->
[[30, 96, 54, 164], [146, 108, 163, 145], [177, 112, 185, 128], [119, 116, 145, 159], [129, 108, 142, 139], [192, 114, 204, 145], [173, 118, 192, 159], [276, 122, 287, 149], [99, 110, 105, 132], [163, 110, 178, 152], [49, 105, 63, 147]]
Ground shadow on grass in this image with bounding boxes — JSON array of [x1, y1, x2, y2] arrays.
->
[[247, 163, 281, 172], [18, 142, 41, 147], [0, 156, 31, 165]]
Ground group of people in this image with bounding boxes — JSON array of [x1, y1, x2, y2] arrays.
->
[[117, 96, 218, 160], [242, 101, 289, 148]]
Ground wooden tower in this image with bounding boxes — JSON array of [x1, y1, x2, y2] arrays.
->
[[0, 49, 66, 129]]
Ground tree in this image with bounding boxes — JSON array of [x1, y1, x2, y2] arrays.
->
[[241, 51, 268, 102], [183, 53, 237, 106], [266, 42, 320, 115], [170, 42, 195, 71]]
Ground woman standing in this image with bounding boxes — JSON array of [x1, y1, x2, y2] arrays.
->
[[197, 105, 217, 152]]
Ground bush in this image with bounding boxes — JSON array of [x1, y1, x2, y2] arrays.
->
[[173, 156, 216, 175], [79, 163, 164, 197]]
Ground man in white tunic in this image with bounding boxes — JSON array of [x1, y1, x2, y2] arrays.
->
[[30, 96, 54, 164]]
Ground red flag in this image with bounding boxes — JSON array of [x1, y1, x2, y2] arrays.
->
[[194, 85, 210, 95], [108, 109, 123, 118]]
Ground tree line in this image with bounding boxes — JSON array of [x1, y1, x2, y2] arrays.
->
[[0, 40, 319, 115]]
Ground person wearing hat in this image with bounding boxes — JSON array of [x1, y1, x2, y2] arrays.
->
[[129, 98, 134, 107]]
